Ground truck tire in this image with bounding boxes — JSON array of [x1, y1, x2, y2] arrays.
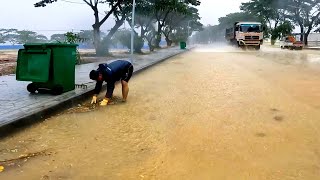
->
[[255, 45, 261, 50]]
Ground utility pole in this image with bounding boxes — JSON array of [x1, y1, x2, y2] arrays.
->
[[187, 20, 192, 44], [130, 0, 136, 64]]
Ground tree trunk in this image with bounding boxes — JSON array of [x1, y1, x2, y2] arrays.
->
[[145, 35, 155, 52], [304, 32, 309, 46], [165, 35, 172, 47], [300, 25, 304, 42], [90, 2, 120, 56], [141, 28, 146, 39], [93, 24, 104, 56], [101, 16, 126, 54], [154, 22, 162, 48], [271, 37, 276, 45], [92, 7, 105, 56], [303, 25, 313, 46], [148, 40, 154, 52]]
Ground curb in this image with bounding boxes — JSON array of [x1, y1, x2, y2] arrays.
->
[[304, 48, 320, 50], [0, 47, 194, 129]]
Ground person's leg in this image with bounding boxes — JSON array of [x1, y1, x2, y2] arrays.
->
[[121, 80, 129, 101], [121, 65, 133, 102]]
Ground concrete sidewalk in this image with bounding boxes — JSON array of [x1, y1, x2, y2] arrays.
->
[[305, 47, 320, 50], [0, 47, 189, 127]]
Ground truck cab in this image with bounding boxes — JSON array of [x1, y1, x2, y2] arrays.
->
[[226, 21, 264, 50], [280, 35, 304, 50]]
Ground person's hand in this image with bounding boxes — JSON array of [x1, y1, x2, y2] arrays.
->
[[100, 98, 109, 106], [91, 95, 97, 104]]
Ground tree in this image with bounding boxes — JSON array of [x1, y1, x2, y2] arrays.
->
[[126, 0, 157, 51], [152, 0, 201, 48], [35, 0, 129, 55], [241, 0, 320, 45], [13, 30, 48, 44], [192, 25, 215, 44], [280, 0, 320, 45], [271, 20, 295, 40], [192, 12, 260, 44], [112, 29, 144, 53], [218, 12, 260, 29], [101, 0, 133, 53], [50, 33, 65, 42], [162, 6, 203, 46], [63, 32, 88, 64], [145, 25, 157, 51], [78, 30, 97, 48], [0, 29, 17, 44], [0, 29, 6, 44], [240, 0, 286, 44]]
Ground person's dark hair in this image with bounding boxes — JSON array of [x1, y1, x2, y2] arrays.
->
[[89, 70, 99, 80]]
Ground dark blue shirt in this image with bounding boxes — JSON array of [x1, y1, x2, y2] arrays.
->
[[94, 60, 132, 98]]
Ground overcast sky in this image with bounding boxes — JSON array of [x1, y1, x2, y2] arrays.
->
[[0, 0, 249, 37]]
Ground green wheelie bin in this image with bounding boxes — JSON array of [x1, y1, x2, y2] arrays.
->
[[180, 41, 186, 49], [16, 43, 78, 95]]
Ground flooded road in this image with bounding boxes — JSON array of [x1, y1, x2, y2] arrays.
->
[[1, 45, 320, 179]]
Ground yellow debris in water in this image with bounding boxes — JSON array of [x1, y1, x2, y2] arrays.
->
[[0, 166, 4, 172]]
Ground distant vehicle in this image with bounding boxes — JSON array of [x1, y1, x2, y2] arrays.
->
[[280, 34, 304, 50], [225, 21, 264, 50]]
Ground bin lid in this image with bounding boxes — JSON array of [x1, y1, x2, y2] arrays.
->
[[23, 43, 78, 48]]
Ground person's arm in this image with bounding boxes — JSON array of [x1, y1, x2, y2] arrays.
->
[[94, 81, 103, 95], [99, 82, 114, 106], [105, 82, 115, 99], [91, 81, 103, 104]]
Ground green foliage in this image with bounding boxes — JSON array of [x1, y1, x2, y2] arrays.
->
[[271, 21, 294, 40], [132, 0, 202, 48], [0, 29, 17, 44], [171, 28, 188, 43], [8, 30, 48, 44], [192, 12, 260, 44], [34, 0, 202, 52], [64, 32, 87, 44], [162, 6, 203, 46], [51, 30, 103, 48], [112, 29, 144, 53], [34, 0, 57, 7], [50, 34, 65, 42], [240, 0, 281, 24], [192, 25, 223, 44], [35, 0, 128, 55], [241, 0, 285, 42], [63, 32, 89, 64], [218, 12, 260, 29], [241, 0, 320, 45]]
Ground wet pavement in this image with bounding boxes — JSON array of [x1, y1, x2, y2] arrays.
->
[[0, 47, 185, 127], [1, 45, 320, 179]]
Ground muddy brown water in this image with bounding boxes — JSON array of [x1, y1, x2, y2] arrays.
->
[[1, 45, 320, 179]]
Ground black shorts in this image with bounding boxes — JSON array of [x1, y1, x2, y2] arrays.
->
[[121, 65, 133, 82]]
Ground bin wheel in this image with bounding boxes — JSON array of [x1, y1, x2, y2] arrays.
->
[[27, 83, 37, 93], [51, 85, 63, 95]]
